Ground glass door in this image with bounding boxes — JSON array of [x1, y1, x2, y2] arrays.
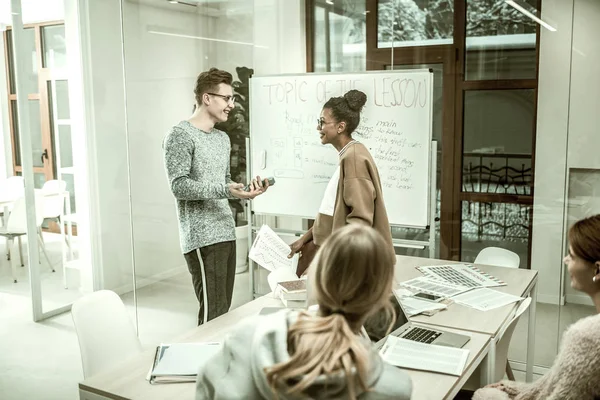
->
[[4, 2, 80, 321]]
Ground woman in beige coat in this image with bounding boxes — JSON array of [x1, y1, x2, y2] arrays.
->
[[474, 214, 600, 400], [288, 90, 394, 276]]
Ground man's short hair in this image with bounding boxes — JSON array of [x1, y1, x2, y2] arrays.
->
[[194, 68, 233, 105]]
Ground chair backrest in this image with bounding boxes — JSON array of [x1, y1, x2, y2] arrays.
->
[[0, 176, 24, 201], [5, 194, 45, 234], [41, 180, 67, 218], [71, 290, 142, 378], [492, 297, 532, 381], [474, 247, 520, 269]]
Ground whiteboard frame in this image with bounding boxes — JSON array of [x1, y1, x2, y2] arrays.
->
[[248, 69, 435, 226]]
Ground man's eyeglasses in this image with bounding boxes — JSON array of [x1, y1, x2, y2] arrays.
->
[[207, 93, 235, 104]]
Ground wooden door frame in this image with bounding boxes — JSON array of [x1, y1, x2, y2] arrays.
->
[[4, 20, 64, 184]]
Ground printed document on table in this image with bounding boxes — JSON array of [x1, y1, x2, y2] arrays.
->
[[417, 264, 506, 288], [249, 225, 298, 272], [400, 276, 471, 298], [393, 289, 447, 316], [380, 335, 470, 376], [451, 288, 524, 311]]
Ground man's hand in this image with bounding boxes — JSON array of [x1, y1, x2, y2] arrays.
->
[[252, 176, 270, 193], [229, 182, 262, 200]]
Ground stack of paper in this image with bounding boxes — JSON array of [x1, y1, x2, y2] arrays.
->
[[147, 342, 221, 384], [417, 264, 506, 288], [380, 335, 470, 376], [277, 279, 307, 308], [451, 288, 523, 311]]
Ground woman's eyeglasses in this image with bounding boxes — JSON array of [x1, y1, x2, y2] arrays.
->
[[317, 119, 335, 129]]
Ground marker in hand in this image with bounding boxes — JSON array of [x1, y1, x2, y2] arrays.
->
[[244, 177, 275, 192]]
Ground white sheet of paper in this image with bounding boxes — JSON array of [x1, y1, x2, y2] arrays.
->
[[380, 335, 470, 376], [400, 276, 471, 298], [249, 225, 299, 272], [451, 288, 523, 311]]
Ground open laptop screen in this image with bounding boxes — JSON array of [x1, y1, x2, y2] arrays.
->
[[363, 293, 408, 342]]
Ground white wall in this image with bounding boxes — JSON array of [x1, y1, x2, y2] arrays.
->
[[121, 0, 213, 286], [72, 0, 134, 293], [562, 0, 600, 305], [252, 0, 306, 76], [0, 0, 65, 25], [531, 0, 600, 305]]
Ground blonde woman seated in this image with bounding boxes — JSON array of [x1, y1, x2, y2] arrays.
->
[[196, 224, 412, 400], [474, 214, 600, 400]]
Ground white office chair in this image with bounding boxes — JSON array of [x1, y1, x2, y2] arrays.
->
[[474, 247, 520, 269], [72, 290, 142, 378], [463, 297, 532, 390], [39, 180, 69, 246], [1, 176, 24, 256], [462, 246, 524, 391], [0, 195, 55, 283], [41, 180, 67, 220]]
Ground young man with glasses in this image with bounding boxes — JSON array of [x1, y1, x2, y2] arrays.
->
[[163, 68, 267, 325]]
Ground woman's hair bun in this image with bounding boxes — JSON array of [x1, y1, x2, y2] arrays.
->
[[343, 90, 367, 112]]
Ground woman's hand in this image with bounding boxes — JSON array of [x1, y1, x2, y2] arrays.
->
[[288, 238, 306, 258]]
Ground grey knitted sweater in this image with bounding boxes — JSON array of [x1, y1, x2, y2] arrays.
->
[[163, 121, 236, 254]]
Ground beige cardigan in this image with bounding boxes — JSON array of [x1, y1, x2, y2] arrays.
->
[[473, 313, 600, 400], [312, 142, 394, 260]]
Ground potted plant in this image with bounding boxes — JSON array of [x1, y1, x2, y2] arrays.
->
[[215, 66, 254, 273]]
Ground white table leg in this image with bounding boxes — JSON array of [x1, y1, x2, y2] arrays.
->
[[60, 194, 67, 288], [66, 193, 73, 260], [486, 337, 497, 385], [526, 282, 537, 382]]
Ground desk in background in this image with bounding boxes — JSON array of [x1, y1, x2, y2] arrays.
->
[[394, 256, 538, 383]]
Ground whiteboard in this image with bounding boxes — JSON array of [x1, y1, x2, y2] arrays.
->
[[249, 70, 433, 227]]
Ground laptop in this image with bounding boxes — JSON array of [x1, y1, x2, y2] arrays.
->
[[369, 294, 471, 350]]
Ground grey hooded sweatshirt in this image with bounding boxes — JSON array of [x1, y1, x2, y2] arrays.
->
[[196, 310, 412, 400]]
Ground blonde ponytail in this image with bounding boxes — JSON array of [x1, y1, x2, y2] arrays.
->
[[265, 225, 396, 399]]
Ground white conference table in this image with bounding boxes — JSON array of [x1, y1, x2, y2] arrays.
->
[[394, 255, 538, 383], [79, 294, 492, 400]]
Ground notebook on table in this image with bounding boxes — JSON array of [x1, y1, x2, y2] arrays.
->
[[147, 342, 222, 384]]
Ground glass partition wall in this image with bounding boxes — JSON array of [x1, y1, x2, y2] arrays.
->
[[5, 0, 596, 386], [117, 0, 595, 378], [3, 0, 85, 321]]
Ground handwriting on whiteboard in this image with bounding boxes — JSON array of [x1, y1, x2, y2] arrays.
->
[[262, 76, 428, 108]]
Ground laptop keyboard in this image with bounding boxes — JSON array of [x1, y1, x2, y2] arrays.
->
[[402, 327, 443, 344]]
